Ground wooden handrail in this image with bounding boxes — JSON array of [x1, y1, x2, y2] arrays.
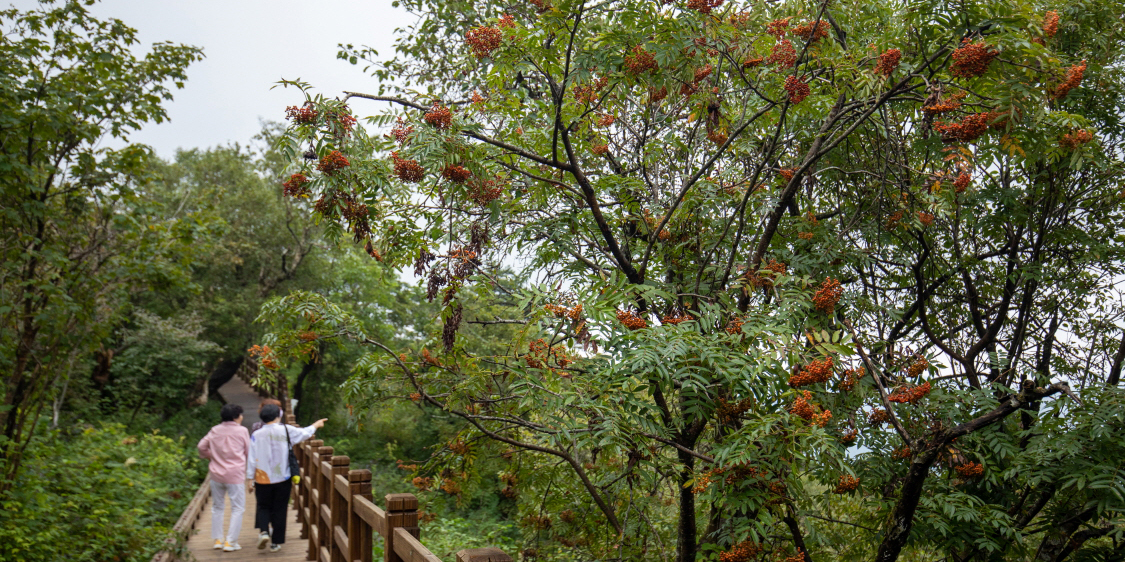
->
[[150, 475, 212, 562], [294, 436, 512, 562]]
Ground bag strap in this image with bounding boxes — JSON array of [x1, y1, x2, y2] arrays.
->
[[285, 425, 292, 447]]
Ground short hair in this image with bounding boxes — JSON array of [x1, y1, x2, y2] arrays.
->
[[220, 403, 244, 422], [260, 403, 281, 423], [259, 398, 282, 412]]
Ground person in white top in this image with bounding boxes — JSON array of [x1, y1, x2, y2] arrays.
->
[[245, 403, 326, 552]]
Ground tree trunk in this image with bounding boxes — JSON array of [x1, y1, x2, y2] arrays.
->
[[677, 449, 697, 562]]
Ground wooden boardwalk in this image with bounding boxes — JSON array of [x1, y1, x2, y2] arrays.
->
[[184, 487, 307, 562]]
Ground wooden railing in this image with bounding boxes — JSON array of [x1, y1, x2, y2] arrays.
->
[[152, 475, 212, 562], [291, 417, 512, 562]]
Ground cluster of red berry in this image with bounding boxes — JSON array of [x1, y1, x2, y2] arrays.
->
[[833, 475, 859, 493], [840, 429, 858, 444], [707, 130, 728, 145], [1053, 61, 1086, 100], [953, 172, 971, 193], [934, 111, 997, 143], [649, 86, 669, 102], [789, 356, 835, 387], [812, 277, 843, 313], [918, 211, 935, 227], [616, 309, 648, 330], [790, 390, 829, 424], [719, 541, 765, 562], [596, 113, 616, 127], [466, 26, 503, 58], [839, 368, 861, 391], [558, 509, 576, 524], [725, 317, 745, 334], [950, 40, 998, 79], [748, 259, 787, 290], [888, 381, 932, 404], [317, 150, 350, 175], [468, 179, 503, 206], [529, 0, 551, 12], [590, 143, 608, 155], [421, 347, 442, 367], [1060, 129, 1094, 149], [728, 12, 751, 28], [1044, 10, 1060, 38], [768, 39, 797, 68], [409, 392, 422, 402], [793, 20, 829, 42], [874, 48, 902, 77], [411, 476, 431, 491], [392, 152, 424, 182], [869, 407, 889, 425], [892, 446, 911, 460], [767, 17, 791, 37], [784, 75, 810, 104], [686, 0, 724, 14], [662, 313, 693, 325], [391, 118, 413, 144], [784, 550, 809, 562], [954, 461, 984, 478], [574, 76, 608, 104], [715, 396, 753, 424], [498, 13, 516, 30], [441, 164, 471, 183], [424, 103, 452, 129], [285, 104, 318, 124], [906, 355, 929, 376], [247, 345, 279, 370], [282, 173, 311, 198], [743, 56, 765, 68], [924, 91, 966, 114], [624, 45, 658, 75]]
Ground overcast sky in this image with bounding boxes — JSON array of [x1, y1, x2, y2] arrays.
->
[[11, 0, 414, 158]]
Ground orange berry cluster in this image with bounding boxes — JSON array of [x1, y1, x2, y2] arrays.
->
[[686, 0, 724, 14], [840, 429, 858, 444], [719, 541, 765, 562], [906, 355, 929, 376], [934, 111, 997, 143], [748, 259, 788, 289], [624, 45, 658, 75], [298, 330, 319, 342], [715, 396, 753, 424], [411, 476, 432, 490], [729, 12, 751, 28], [468, 179, 503, 206], [768, 39, 797, 68], [784, 75, 810, 104], [778, 167, 796, 182], [954, 461, 984, 478], [317, 150, 350, 175], [923, 91, 966, 114], [888, 381, 932, 404], [953, 172, 971, 193], [812, 277, 843, 313], [793, 20, 829, 43], [421, 347, 443, 367], [869, 407, 889, 425], [918, 211, 934, 227], [616, 309, 648, 330], [839, 368, 861, 391], [1060, 129, 1094, 149], [424, 103, 452, 129], [706, 130, 728, 145], [950, 40, 998, 79], [892, 446, 911, 459], [392, 152, 424, 182], [440, 478, 462, 495], [465, 26, 503, 58], [441, 164, 471, 183], [785, 550, 809, 562], [662, 313, 693, 325], [790, 390, 831, 426], [789, 356, 835, 387], [743, 56, 765, 68], [725, 317, 745, 334], [596, 113, 616, 127], [649, 86, 669, 102], [390, 118, 413, 144], [874, 48, 901, 76], [798, 231, 814, 240], [558, 509, 576, 524], [592, 143, 609, 155], [409, 392, 422, 402], [574, 76, 609, 104], [448, 439, 471, 455], [522, 515, 552, 530], [1053, 61, 1086, 99], [766, 17, 791, 38], [833, 474, 859, 493], [498, 13, 516, 30], [529, 0, 551, 12], [1043, 10, 1060, 38], [247, 345, 279, 370], [282, 173, 311, 198], [285, 104, 318, 124]]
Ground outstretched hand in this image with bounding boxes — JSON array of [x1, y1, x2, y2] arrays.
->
[[312, 418, 327, 429]]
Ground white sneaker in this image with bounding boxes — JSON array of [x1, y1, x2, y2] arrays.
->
[[269, 544, 282, 553], [223, 542, 242, 552], [213, 539, 223, 550], [257, 532, 270, 549]]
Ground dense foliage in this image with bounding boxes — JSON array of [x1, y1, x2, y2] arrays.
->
[[261, 0, 1125, 560]]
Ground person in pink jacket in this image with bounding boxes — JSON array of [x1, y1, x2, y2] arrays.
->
[[197, 403, 251, 552]]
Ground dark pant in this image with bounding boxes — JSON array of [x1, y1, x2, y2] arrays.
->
[[255, 479, 293, 544]]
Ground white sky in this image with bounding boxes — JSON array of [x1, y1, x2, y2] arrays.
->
[[9, 0, 413, 158]]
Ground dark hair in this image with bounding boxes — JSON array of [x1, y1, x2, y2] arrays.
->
[[260, 403, 281, 423], [220, 403, 244, 422]]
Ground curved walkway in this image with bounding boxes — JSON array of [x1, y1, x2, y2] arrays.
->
[[186, 378, 304, 561]]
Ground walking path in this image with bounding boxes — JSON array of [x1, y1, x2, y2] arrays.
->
[[185, 377, 305, 561]]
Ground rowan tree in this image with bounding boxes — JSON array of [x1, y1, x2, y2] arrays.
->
[[263, 0, 1125, 560]]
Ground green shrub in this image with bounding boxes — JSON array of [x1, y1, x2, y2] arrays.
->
[[0, 423, 204, 562]]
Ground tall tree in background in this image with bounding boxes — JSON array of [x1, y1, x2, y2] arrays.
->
[[265, 0, 1125, 560], [0, 1, 202, 489]]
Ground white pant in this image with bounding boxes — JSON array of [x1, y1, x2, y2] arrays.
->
[[210, 480, 246, 543]]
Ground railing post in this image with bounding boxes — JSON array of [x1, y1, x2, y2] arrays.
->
[[384, 493, 419, 562], [300, 439, 322, 542], [456, 548, 514, 562], [348, 469, 373, 562], [329, 455, 350, 562], [308, 445, 332, 561]]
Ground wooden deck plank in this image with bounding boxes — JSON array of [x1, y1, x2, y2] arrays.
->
[[184, 486, 308, 562]]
